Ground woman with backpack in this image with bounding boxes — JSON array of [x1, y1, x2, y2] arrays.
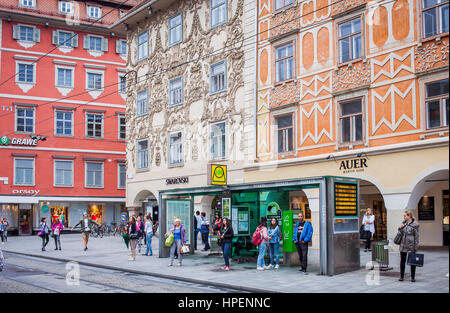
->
[[255, 217, 270, 271], [267, 218, 281, 269], [127, 216, 139, 261], [220, 218, 234, 271], [51, 218, 64, 250], [38, 217, 50, 251]]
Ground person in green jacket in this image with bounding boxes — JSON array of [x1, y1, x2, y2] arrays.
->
[[71, 213, 98, 251]]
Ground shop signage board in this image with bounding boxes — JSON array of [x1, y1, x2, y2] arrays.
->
[[166, 176, 189, 185], [334, 181, 358, 217], [210, 164, 227, 185], [222, 197, 231, 219], [418, 196, 435, 221], [0, 135, 38, 146], [338, 157, 368, 174], [231, 206, 249, 236], [282, 210, 296, 252], [41, 204, 49, 213]]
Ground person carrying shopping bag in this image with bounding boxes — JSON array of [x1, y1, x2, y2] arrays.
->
[[127, 216, 139, 261], [38, 218, 50, 251], [397, 210, 420, 282], [168, 219, 186, 267], [51, 218, 64, 250]]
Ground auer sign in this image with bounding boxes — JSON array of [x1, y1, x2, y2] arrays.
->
[[0, 135, 37, 146], [339, 158, 368, 174]]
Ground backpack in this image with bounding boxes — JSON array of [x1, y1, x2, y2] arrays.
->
[[252, 227, 263, 246]]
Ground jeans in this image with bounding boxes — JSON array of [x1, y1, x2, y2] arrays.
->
[[364, 230, 372, 249], [257, 243, 267, 268], [170, 239, 183, 265], [136, 237, 143, 253], [145, 232, 153, 255], [0, 231, 4, 243], [400, 252, 416, 279], [222, 242, 232, 267], [269, 242, 280, 265], [201, 232, 210, 250], [41, 234, 49, 249], [295, 241, 309, 271], [54, 235, 61, 249], [194, 229, 200, 250]]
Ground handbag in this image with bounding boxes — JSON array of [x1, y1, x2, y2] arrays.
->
[[165, 233, 174, 247], [394, 229, 403, 245], [407, 252, 424, 267], [360, 225, 368, 239], [180, 245, 190, 254]]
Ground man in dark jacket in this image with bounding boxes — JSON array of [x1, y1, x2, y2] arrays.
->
[[292, 211, 313, 274]]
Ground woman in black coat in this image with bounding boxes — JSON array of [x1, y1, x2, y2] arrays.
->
[[220, 218, 234, 271]]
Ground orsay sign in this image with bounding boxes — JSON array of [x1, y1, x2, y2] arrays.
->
[[339, 158, 368, 174], [0, 135, 38, 146]]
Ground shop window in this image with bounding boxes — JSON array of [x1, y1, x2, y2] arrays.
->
[[137, 139, 149, 170], [275, 0, 293, 10], [85, 162, 103, 188], [210, 121, 226, 160], [275, 114, 294, 153], [51, 206, 69, 227], [169, 77, 183, 107], [169, 13, 183, 47], [422, 0, 449, 38], [169, 131, 183, 165], [86, 113, 103, 138], [88, 204, 104, 224], [275, 42, 294, 82], [425, 78, 449, 129], [118, 114, 126, 140], [14, 158, 34, 185], [339, 98, 364, 144], [137, 31, 148, 61], [54, 160, 73, 187], [136, 89, 148, 116], [338, 17, 362, 64], [16, 107, 35, 133], [210, 61, 227, 94], [211, 0, 227, 28]]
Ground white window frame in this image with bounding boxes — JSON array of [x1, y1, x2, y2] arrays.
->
[[85, 112, 103, 138], [16, 61, 36, 84], [14, 158, 35, 186], [59, 1, 74, 15], [137, 139, 149, 170], [211, 0, 228, 29], [337, 15, 364, 65], [421, 0, 450, 39], [85, 161, 104, 188], [88, 35, 103, 51], [116, 39, 127, 55], [118, 74, 127, 94], [86, 69, 104, 91], [136, 89, 148, 116], [54, 109, 74, 137], [15, 106, 35, 134], [118, 114, 126, 140], [87, 5, 102, 19], [169, 131, 183, 166], [274, 113, 295, 154], [55, 65, 74, 88], [18, 25, 35, 42], [58, 30, 74, 47], [274, 0, 294, 11], [168, 13, 183, 47], [54, 160, 74, 187], [19, 0, 36, 9], [137, 31, 148, 61], [338, 97, 365, 145], [210, 60, 227, 95], [118, 163, 126, 189], [210, 120, 227, 160], [423, 78, 449, 129], [169, 76, 183, 107]]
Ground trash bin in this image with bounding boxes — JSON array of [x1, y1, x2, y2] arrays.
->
[[372, 240, 389, 269]]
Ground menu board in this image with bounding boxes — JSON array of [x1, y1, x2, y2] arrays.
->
[[334, 182, 358, 217], [418, 196, 435, 221]]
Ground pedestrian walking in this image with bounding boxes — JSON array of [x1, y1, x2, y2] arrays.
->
[[220, 218, 234, 271], [398, 210, 420, 282], [51, 218, 64, 251], [194, 211, 202, 250], [293, 211, 313, 274], [362, 208, 375, 252], [144, 214, 154, 256], [71, 213, 98, 251], [127, 216, 139, 261], [0, 218, 9, 244], [255, 217, 270, 271], [168, 219, 186, 267], [200, 212, 210, 251], [38, 217, 50, 251], [267, 218, 281, 269]]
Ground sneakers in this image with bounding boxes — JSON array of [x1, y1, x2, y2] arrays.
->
[[275, 264, 280, 269], [265, 264, 274, 270], [128, 257, 135, 261], [256, 267, 265, 271], [221, 265, 227, 270], [224, 267, 230, 271]]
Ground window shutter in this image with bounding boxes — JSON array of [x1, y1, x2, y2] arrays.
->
[[72, 34, 78, 47], [101, 37, 108, 52], [33, 28, 40, 42], [12, 25, 20, 40], [52, 31, 58, 45], [116, 40, 121, 54], [83, 35, 89, 49]]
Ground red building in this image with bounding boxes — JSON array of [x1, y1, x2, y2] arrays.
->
[[0, 0, 137, 235]]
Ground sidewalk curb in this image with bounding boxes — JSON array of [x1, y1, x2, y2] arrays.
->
[[3, 250, 277, 293]]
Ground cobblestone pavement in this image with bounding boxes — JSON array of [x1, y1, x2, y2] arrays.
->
[[1, 234, 448, 293]]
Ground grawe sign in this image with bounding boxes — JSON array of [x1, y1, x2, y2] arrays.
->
[[0, 135, 37, 146]]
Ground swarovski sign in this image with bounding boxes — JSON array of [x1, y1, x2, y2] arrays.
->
[[0, 135, 38, 146]]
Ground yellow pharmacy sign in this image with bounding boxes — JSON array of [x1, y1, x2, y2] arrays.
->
[[210, 164, 227, 185]]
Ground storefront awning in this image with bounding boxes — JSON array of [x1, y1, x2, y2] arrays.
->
[[0, 196, 39, 204]]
